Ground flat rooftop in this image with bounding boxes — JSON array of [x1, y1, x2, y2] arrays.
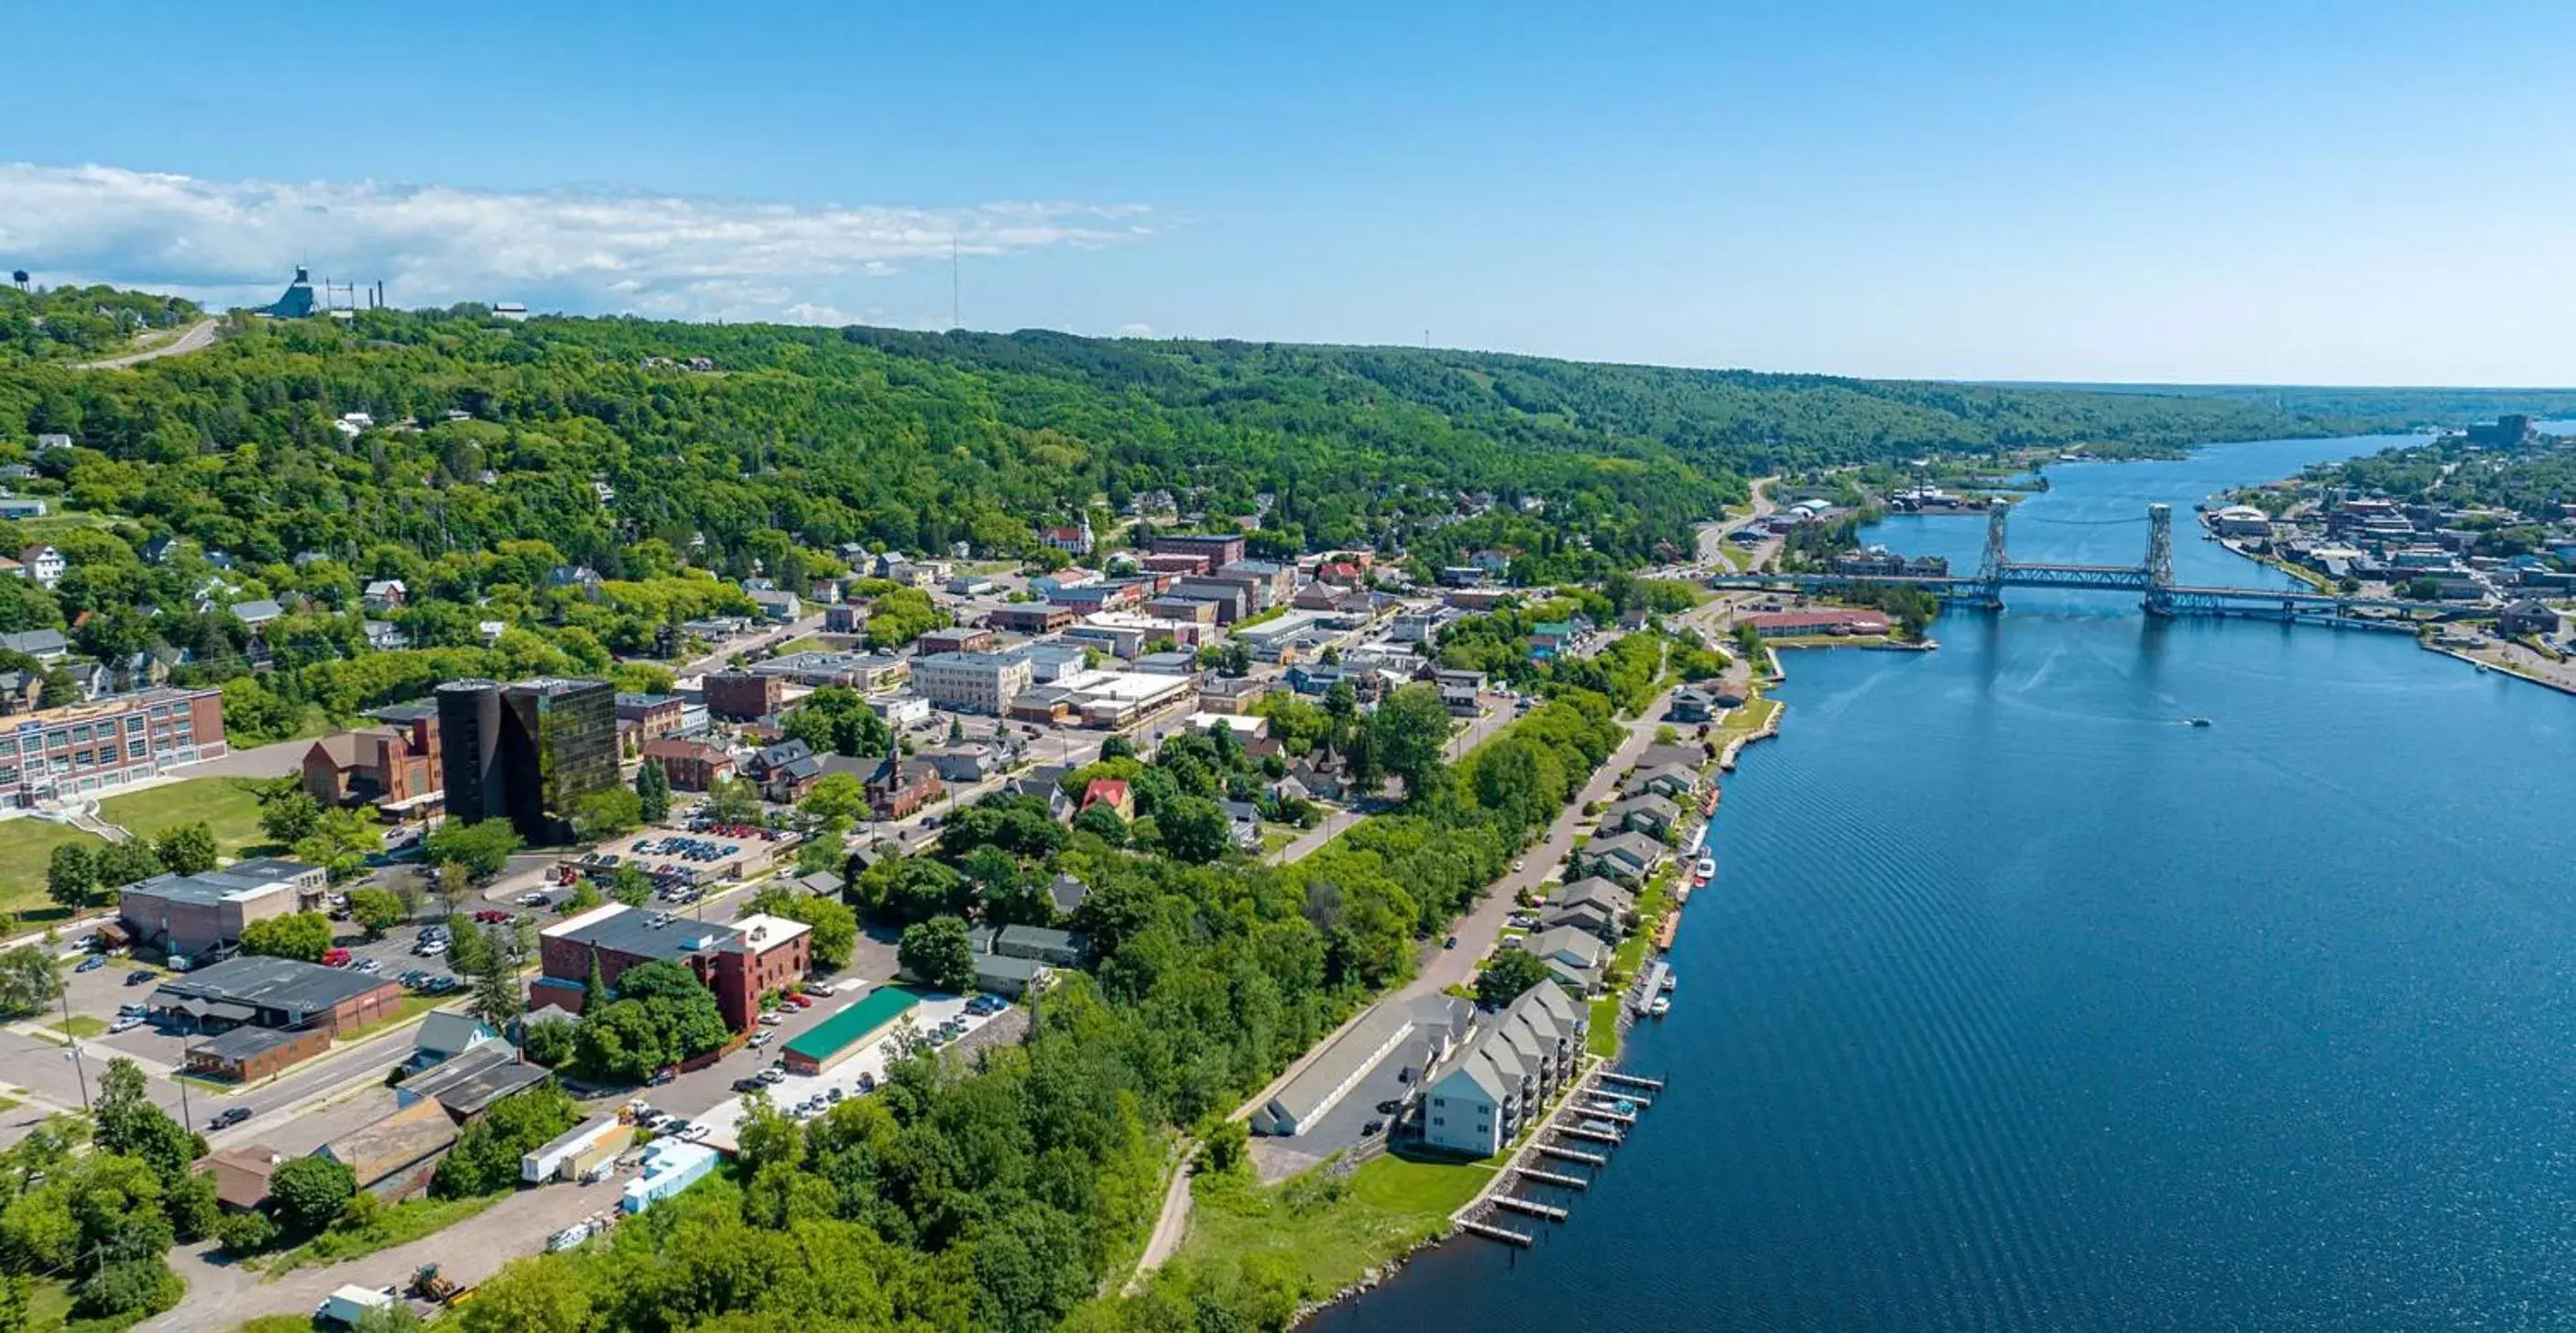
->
[[149, 955, 392, 1014]]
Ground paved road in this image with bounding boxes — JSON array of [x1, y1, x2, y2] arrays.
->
[[677, 613, 824, 679], [167, 736, 313, 781], [74, 318, 221, 369]]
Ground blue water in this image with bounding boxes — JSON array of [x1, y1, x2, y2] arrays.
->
[[1317, 435, 2576, 1332]]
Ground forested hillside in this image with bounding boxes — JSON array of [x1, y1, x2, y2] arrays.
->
[[0, 294, 2381, 739], [0, 284, 201, 362]]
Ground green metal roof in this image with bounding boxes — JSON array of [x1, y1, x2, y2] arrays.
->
[[782, 986, 922, 1064]]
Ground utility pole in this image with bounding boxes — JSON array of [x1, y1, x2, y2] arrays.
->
[[56, 978, 90, 1115]]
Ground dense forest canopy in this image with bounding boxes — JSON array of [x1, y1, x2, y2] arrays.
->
[[0, 283, 201, 362]]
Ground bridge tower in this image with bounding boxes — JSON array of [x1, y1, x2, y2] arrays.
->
[[2142, 502, 2176, 615], [1976, 503, 2010, 606]]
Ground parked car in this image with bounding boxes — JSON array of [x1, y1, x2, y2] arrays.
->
[[108, 1014, 146, 1034], [207, 1107, 252, 1130], [1375, 1099, 1403, 1115], [74, 956, 107, 973], [732, 1076, 765, 1094], [1362, 1118, 1385, 1136], [123, 969, 155, 986], [748, 1031, 775, 1048]]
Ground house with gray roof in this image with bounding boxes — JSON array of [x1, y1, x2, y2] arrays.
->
[[1601, 792, 1682, 839], [1518, 926, 1609, 993], [1419, 982, 1586, 1156], [1543, 877, 1636, 942], [1578, 830, 1668, 885]]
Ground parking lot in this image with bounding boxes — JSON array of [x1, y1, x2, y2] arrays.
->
[[696, 991, 1003, 1151], [574, 821, 790, 901]]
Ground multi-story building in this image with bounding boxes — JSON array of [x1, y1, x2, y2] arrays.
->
[[911, 650, 1033, 715], [638, 738, 735, 792], [988, 605, 1075, 635], [120, 858, 329, 958], [1419, 982, 1587, 1157], [0, 686, 226, 808], [748, 652, 909, 692], [614, 693, 686, 743], [916, 626, 995, 656], [436, 678, 619, 843], [301, 707, 442, 812], [1216, 559, 1296, 608], [1150, 532, 1246, 568], [703, 671, 781, 721], [532, 903, 812, 1033]]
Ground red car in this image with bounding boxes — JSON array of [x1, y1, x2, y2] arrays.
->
[[322, 947, 353, 967]]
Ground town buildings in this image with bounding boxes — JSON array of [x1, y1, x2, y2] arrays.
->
[[0, 685, 227, 808], [1418, 982, 1588, 1157], [301, 706, 441, 811], [639, 737, 735, 791], [912, 650, 1032, 715], [703, 671, 782, 721], [120, 858, 328, 958], [436, 677, 620, 842], [532, 903, 812, 1033]]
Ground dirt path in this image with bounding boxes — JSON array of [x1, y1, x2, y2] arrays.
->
[[74, 318, 221, 369]]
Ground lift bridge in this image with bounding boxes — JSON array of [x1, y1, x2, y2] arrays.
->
[[1708, 503, 2425, 626]]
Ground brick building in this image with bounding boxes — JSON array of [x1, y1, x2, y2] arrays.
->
[[639, 738, 735, 792], [532, 903, 812, 1033], [704, 671, 782, 721], [301, 707, 442, 811], [0, 685, 226, 809]]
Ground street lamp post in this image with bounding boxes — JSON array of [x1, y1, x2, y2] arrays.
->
[[55, 973, 90, 1114]]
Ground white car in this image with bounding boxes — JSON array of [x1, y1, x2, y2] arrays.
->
[[108, 1014, 146, 1034]]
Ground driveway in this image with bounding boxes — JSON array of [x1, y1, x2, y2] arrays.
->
[[166, 736, 313, 781], [74, 317, 221, 369]]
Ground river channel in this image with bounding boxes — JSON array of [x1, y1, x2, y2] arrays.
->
[[1315, 434, 2576, 1332]]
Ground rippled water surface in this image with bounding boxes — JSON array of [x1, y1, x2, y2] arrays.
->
[[1317, 437, 2576, 1332]]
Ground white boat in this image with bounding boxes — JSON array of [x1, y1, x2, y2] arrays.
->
[[1694, 856, 1716, 880], [1648, 997, 1672, 1017], [1659, 972, 1676, 992]]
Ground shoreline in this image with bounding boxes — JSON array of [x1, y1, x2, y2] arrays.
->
[[1292, 670, 1796, 1325]]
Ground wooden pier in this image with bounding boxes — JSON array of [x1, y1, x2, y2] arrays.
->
[[1514, 1166, 1589, 1190], [1459, 1219, 1534, 1248], [1654, 911, 1681, 949], [1535, 1143, 1607, 1167], [1492, 1195, 1569, 1223], [1577, 1106, 1638, 1127], [1599, 1071, 1665, 1092], [1556, 1124, 1622, 1146]]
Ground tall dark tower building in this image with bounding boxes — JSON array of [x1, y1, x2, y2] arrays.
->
[[436, 679, 507, 827], [501, 677, 619, 840], [435, 676, 618, 843]]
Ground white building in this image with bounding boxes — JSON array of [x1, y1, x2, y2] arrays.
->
[[911, 650, 1032, 715], [1419, 982, 1586, 1157], [19, 545, 64, 588]]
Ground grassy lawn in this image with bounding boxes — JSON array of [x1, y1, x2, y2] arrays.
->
[[333, 993, 447, 1047], [1168, 1153, 1494, 1300], [257, 1192, 504, 1274], [99, 777, 272, 857], [236, 1318, 313, 1333], [1588, 997, 1623, 1056], [0, 817, 105, 918], [49, 1016, 106, 1040], [1718, 694, 1782, 738]]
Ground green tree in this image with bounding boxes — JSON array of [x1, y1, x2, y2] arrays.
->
[[0, 944, 62, 1018], [257, 785, 322, 846], [44, 842, 95, 910], [609, 865, 652, 907], [267, 1155, 355, 1235], [151, 821, 220, 876], [706, 776, 765, 825], [573, 785, 643, 841], [425, 819, 523, 880], [800, 770, 872, 825], [292, 805, 381, 882], [92, 839, 163, 892], [433, 1083, 577, 1198], [1154, 796, 1230, 865], [1071, 801, 1128, 847], [236, 912, 333, 962], [899, 915, 977, 992], [1478, 946, 1555, 1007], [457, 1257, 592, 1333], [1371, 682, 1454, 800], [521, 1017, 575, 1066], [345, 886, 407, 937], [747, 884, 857, 971], [635, 758, 671, 825]]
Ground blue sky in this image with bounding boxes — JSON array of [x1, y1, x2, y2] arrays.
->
[[5, 0, 2571, 384]]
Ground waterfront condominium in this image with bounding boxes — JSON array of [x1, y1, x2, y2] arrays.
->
[[437, 677, 620, 843], [1418, 981, 1588, 1157]]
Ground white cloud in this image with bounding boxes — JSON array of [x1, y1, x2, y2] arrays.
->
[[1113, 322, 1156, 338], [0, 162, 1154, 322]]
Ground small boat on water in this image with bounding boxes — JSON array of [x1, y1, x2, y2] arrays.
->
[[2185, 716, 2213, 727], [1694, 855, 1717, 881], [1659, 972, 1676, 992], [1647, 997, 1672, 1017]]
